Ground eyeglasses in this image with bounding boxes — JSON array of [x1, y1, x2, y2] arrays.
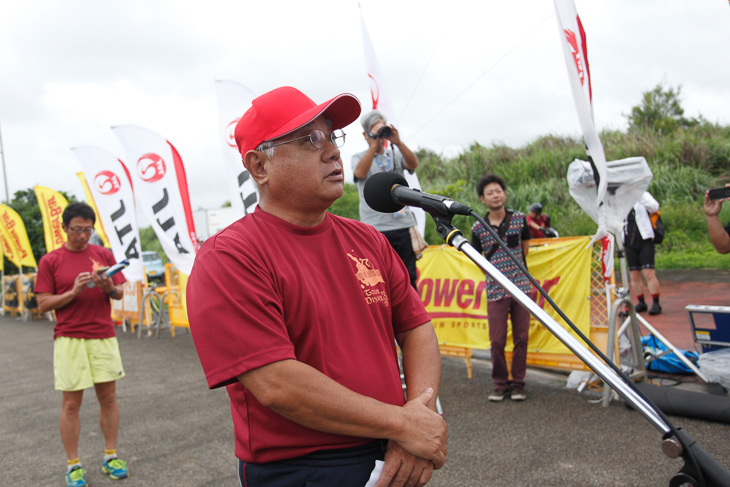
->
[[266, 129, 346, 150], [68, 226, 94, 234]]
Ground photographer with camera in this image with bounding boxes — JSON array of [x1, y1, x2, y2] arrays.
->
[[352, 110, 420, 290]]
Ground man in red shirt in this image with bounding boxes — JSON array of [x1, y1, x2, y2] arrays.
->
[[36, 203, 128, 487], [526, 203, 550, 239], [187, 86, 446, 487]]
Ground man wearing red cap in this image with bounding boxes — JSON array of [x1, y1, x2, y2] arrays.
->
[[187, 87, 446, 487]]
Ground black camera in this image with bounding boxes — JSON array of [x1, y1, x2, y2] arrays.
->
[[708, 187, 730, 201], [368, 125, 392, 139]]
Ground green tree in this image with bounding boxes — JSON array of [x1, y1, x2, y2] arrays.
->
[[4, 189, 77, 273], [626, 83, 694, 133], [327, 183, 360, 221], [139, 226, 168, 262]]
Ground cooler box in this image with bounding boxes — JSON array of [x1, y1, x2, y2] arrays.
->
[[685, 305, 730, 353]]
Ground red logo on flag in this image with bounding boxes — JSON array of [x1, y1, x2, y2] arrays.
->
[[368, 74, 380, 109], [94, 171, 122, 195], [137, 153, 166, 182], [564, 29, 585, 86], [225, 118, 240, 148], [600, 235, 614, 282]]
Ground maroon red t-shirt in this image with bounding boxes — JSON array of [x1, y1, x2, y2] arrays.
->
[[35, 245, 126, 340], [527, 214, 550, 239], [187, 208, 430, 464]]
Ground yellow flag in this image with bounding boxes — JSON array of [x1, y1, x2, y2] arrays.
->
[[0, 234, 7, 272], [0, 204, 38, 268], [1, 231, 21, 269], [76, 172, 111, 248], [34, 186, 68, 253]]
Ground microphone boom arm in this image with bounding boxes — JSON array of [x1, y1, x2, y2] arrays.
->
[[430, 212, 730, 487], [433, 214, 667, 431]]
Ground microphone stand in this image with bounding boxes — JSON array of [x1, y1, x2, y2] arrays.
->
[[430, 212, 730, 487]]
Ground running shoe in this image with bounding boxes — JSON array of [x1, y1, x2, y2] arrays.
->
[[102, 458, 129, 480], [66, 466, 87, 487], [488, 388, 509, 402], [510, 387, 527, 401]]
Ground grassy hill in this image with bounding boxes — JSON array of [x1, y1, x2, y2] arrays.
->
[[331, 123, 730, 270]]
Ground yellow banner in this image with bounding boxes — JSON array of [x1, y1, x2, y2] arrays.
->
[[34, 186, 68, 253], [76, 172, 111, 248], [417, 237, 592, 354], [0, 204, 38, 269]]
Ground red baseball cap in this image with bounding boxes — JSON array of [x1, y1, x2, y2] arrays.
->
[[234, 86, 361, 157]]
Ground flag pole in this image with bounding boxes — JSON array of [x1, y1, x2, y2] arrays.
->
[[0, 121, 10, 203]]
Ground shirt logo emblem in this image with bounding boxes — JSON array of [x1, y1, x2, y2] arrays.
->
[[348, 253, 388, 306]]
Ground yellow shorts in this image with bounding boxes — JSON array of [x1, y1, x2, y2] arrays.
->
[[54, 337, 125, 391]]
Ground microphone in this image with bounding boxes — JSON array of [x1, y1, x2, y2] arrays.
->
[[364, 172, 473, 216]]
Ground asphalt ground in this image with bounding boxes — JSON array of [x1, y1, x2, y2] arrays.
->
[[2, 314, 730, 487], [641, 269, 730, 351]]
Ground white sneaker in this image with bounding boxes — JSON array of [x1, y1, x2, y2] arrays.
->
[[488, 389, 509, 402], [510, 388, 527, 401]]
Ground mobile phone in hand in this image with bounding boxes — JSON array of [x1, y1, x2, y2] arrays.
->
[[88, 266, 110, 288], [708, 187, 730, 201]]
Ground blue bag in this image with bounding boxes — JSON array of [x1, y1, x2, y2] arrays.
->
[[641, 335, 699, 374]]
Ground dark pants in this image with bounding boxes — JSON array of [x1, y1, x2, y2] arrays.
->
[[381, 228, 418, 291], [487, 296, 530, 390], [625, 238, 655, 270], [239, 440, 386, 487]]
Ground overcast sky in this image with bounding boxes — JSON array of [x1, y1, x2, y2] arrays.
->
[[1, 0, 728, 226]]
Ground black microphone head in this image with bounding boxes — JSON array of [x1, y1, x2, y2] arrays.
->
[[364, 171, 409, 213]]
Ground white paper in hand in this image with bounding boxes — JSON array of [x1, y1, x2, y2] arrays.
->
[[364, 460, 384, 487]]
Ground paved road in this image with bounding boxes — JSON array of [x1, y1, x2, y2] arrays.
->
[[643, 269, 730, 350], [2, 315, 729, 487]]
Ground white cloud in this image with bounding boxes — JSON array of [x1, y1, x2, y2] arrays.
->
[[0, 0, 728, 217]]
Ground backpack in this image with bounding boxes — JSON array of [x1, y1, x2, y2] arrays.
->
[[649, 211, 665, 244]]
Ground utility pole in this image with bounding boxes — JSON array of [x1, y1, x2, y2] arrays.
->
[[0, 121, 9, 203]]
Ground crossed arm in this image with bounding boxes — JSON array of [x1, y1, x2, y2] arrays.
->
[[237, 322, 446, 487]]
